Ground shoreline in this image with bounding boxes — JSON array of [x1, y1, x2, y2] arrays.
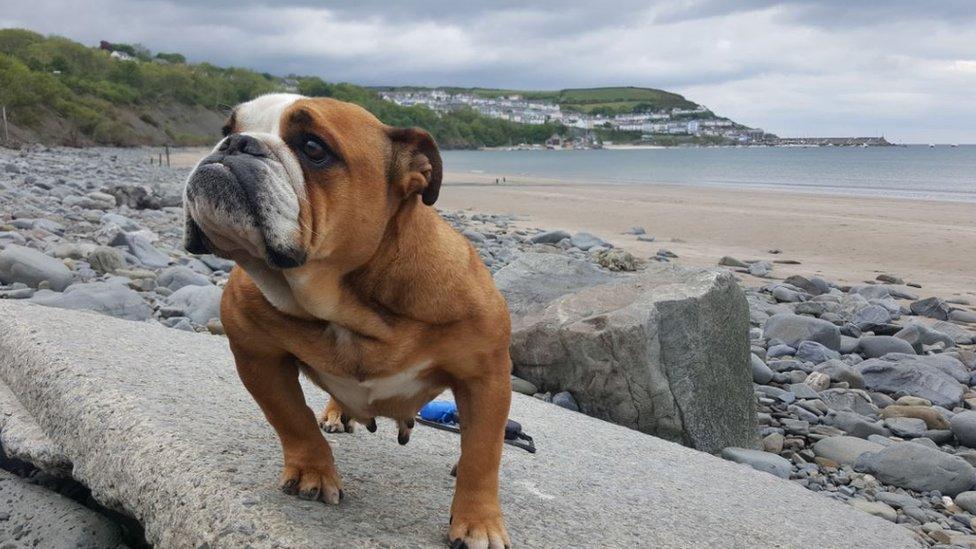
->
[[438, 171, 976, 300], [147, 146, 976, 299]]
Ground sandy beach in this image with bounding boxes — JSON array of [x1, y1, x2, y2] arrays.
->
[[168, 147, 976, 299], [437, 171, 976, 300]]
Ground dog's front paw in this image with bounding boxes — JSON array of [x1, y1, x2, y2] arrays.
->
[[448, 510, 510, 549], [280, 461, 343, 505]]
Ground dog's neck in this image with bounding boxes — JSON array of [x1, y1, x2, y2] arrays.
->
[[240, 199, 476, 340]]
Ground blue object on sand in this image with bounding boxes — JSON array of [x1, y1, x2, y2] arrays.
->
[[416, 400, 537, 453], [419, 400, 458, 424]]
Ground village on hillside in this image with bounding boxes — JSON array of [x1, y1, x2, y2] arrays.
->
[[379, 88, 766, 146]]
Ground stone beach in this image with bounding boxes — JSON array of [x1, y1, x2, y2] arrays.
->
[[2, 145, 974, 546]]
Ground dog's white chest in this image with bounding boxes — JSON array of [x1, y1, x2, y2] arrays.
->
[[317, 360, 432, 417]]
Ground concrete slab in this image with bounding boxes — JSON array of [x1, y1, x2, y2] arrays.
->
[[0, 379, 70, 474], [0, 301, 921, 548], [0, 469, 124, 547]]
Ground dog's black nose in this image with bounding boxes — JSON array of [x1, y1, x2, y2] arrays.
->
[[219, 133, 270, 157]]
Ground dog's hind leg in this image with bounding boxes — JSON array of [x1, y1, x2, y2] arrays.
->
[[318, 398, 356, 433]]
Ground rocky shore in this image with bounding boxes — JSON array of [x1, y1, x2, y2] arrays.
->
[[1, 145, 974, 546], [0, 146, 636, 336]]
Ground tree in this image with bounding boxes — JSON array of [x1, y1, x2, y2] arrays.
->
[[155, 52, 185, 64]]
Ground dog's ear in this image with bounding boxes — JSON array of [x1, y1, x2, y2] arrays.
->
[[387, 127, 442, 206]]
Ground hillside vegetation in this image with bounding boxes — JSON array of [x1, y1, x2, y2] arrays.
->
[[381, 86, 700, 115], [0, 29, 561, 148]]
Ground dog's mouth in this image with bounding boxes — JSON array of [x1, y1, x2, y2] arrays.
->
[[183, 159, 306, 270]]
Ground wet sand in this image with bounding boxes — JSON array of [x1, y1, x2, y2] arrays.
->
[[437, 172, 976, 300], [167, 147, 976, 300]]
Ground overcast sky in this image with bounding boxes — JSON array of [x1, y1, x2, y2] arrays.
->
[[5, 0, 976, 142]]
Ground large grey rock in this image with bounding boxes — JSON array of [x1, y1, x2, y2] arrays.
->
[[100, 212, 143, 231], [857, 335, 916, 359], [166, 284, 223, 324], [49, 242, 97, 260], [894, 322, 956, 353], [87, 245, 127, 274], [955, 492, 976, 515], [763, 313, 841, 351], [719, 256, 748, 268], [932, 321, 976, 345], [497, 254, 757, 453], [883, 417, 927, 438], [748, 261, 773, 278], [0, 244, 73, 291], [528, 230, 570, 245], [882, 353, 969, 383], [105, 184, 177, 210], [853, 304, 892, 331], [824, 411, 891, 439], [855, 443, 975, 496], [857, 355, 967, 408], [569, 232, 609, 251], [950, 411, 976, 448], [813, 436, 884, 467], [31, 281, 152, 321], [751, 354, 774, 384], [113, 231, 170, 268], [818, 388, 880, 417], [951, 309, 976, 324], [772, 285, 806, 303], [199, 254, 235, 273], [0, 301, 919, 548], [158, 265, 211, 291], [0, 470, 124, 547], [720, 447, 791, 479], [795, 340, 840, 364], [62, 191, 116, 210], [494, 253, 615, 317], [814, 359, 865, 389], [911, 297, 952, 320], [849, 500, 897, 523], [784, 275, 827, 296]]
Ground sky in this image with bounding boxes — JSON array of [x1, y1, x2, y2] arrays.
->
[[4, 0, 976, 143]]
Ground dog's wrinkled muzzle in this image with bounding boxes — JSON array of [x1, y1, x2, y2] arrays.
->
[[183, 138, 306, 269]]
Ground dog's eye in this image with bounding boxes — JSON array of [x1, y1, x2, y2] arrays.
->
[[302, 138, 328, 163]]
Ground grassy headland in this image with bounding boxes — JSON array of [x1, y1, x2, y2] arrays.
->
[[0, 29, 561, 148]]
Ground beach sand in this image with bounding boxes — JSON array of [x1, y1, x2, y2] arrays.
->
[[437, 171, 976, 300], [168, 148, 975, 300]]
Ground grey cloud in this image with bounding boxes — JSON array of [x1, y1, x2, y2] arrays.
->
[[3, 0, 976, 142]]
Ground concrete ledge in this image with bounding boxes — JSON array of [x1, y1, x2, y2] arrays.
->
[[0, 379, 70, 474], [0, 301, 921, 548]]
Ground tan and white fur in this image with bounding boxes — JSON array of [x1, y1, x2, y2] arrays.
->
[[182, 93, 513, 548]]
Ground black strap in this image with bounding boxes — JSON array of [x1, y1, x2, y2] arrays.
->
[[415, 418, 537, 454]]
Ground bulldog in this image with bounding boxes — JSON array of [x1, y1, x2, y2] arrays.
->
[[182, 93, 512, 548]]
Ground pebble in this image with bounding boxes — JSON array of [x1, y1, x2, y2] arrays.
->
[[552, 391, 580, 412], [849, 499, 898, 522], [950, 411, 976, 448], [721, 447, 792, 479], [511, 376, 538, 396], [0, 245, 73, 291], [812, 436, 884, 467]]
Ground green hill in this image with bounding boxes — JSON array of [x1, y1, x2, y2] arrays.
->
[[375, 86, 703, 115], [0, 29, 560, 148]]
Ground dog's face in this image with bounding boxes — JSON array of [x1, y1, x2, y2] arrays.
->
[[183, 93, 441, 270]]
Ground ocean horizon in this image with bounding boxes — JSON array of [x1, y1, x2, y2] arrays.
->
[[443, 145, 976, 203]]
